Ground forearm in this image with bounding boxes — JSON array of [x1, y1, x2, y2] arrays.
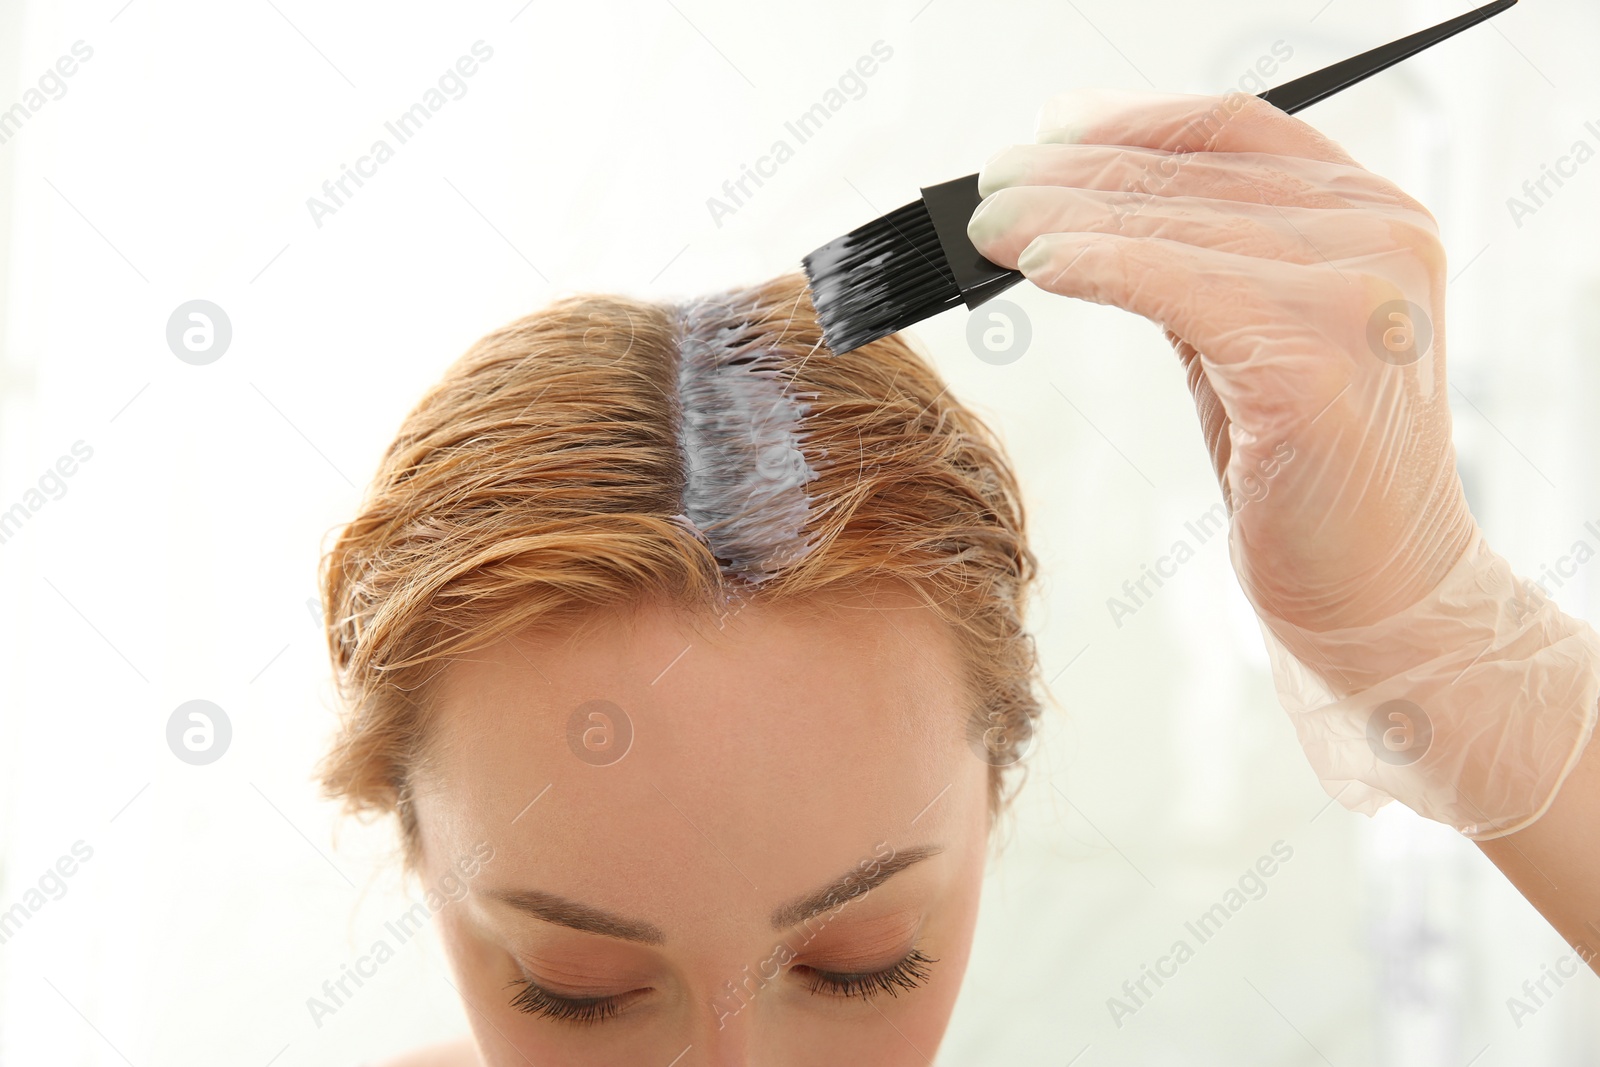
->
[[1249, 526, 1600, 841], [1475, 713, 1600, 977], [1256, 545, 1600, 968]]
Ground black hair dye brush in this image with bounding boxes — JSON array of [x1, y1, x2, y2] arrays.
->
[[803, 0, 1517, 355]]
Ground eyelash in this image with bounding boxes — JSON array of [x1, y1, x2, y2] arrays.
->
[[505, 947, 939, 1024], [797, 947, 939, 1001], [505, 976, 632, 1025]]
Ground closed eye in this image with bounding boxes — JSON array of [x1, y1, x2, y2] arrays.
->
[[503, 946, 939, 1025], [793, 946, 938, 1001], [505, 974, 650, 1026]]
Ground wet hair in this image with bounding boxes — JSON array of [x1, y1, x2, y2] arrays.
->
[[317, 272, 1042, 867]]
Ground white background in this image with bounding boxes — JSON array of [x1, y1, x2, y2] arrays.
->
[[2, 0, 1599, 1064]]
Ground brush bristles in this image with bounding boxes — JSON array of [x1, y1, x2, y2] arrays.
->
[[802, 197, 964, 355]]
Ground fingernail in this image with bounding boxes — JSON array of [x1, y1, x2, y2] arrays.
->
[[966, 194, 1008, 251], [1017, 236, 1053, 276], [1036, 123, 1083, 145], [977, 148, 1024, 197]]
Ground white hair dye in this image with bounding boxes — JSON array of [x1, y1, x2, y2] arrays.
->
[[671, 293, 824, 585]]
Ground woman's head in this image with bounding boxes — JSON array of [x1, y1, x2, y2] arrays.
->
[[318, 273, 1041, 1063]]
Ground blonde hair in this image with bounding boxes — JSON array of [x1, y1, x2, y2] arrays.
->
[[317, 273, 1042, 866]]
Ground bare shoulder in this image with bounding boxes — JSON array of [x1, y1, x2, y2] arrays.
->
[[367, 1035, 480, 1067]]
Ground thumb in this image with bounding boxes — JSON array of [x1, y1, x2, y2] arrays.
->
[[1165, 327, 1232, 485]]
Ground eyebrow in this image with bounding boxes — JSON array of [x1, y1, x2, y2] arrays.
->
[[479, 843, 943, 945], [768, 843, 943, 930], [482, 888, 667, 945]]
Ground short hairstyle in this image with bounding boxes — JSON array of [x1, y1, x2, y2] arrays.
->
[[317, 272, 1043, 866]]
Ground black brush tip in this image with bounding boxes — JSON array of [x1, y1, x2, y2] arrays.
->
[[802, 197, 965, 355]]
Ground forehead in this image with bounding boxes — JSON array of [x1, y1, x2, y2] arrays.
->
[[412, 587, 983, 927]]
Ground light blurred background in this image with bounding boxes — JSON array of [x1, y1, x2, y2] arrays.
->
[[2, 0, 1598, 1063]]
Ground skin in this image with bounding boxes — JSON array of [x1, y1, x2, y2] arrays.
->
[[1476, 733, 1600, 976], [385, 581, 992, 1066]]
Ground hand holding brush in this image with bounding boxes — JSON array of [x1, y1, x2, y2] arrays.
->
[[811, 0, 1600, 959]]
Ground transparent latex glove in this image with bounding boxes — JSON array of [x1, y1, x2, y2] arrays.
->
[[967, 88, 1600, 839]]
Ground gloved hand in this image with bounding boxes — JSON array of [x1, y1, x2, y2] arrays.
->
[[966, 87, 1600, 839]]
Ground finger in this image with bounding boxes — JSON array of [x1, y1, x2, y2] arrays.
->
[[1007, 229, 1368, 483], [1166, 327, 1233, 488], [1006, 229, 1363, 409], [967, 183, 1427, 271], [978, 142, 1410, 211], [1035, 87, 1362, 167]]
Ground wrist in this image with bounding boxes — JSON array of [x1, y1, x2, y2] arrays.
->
[[1245, 525, 1600, 837]]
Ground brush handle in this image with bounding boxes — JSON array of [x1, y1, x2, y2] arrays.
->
[[921, 173, 1025, 310], [1258, 0, 1517, 115], [806, 2, 1521, 351], [951, 0, 1520, 310]]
